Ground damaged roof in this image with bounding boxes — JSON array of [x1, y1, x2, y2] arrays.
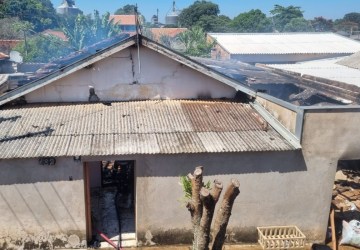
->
[[208, 33, 360, 55], [0, 100, 295, 159], [0, 34, 255, 106], [195, 57, 354, 106]]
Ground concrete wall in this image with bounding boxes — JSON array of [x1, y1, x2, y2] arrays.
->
[[300, 109, 360, 242], [85, 149, 328, 246], [256, 96, 297, 134], [0, 158, 86, 249], [25, 46, 236, 103]]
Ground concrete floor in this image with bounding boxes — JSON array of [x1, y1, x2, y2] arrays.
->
[[90, 186, 135, 247]]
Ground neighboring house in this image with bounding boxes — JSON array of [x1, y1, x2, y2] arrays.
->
[[0, 40, 22, 54], [1, 34, 360, 249], [42, 29, 68, 42], [148, 27, 187, 41], [146, 27, 187, 50], [110, 15, 140, 33], [209, 32, 360, 63]]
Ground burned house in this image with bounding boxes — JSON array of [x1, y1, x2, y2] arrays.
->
[[0, 34, 360, 249]]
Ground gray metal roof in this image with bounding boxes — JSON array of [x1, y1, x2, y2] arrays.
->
[[209, 33, 360, 55], [0, 100, 294, 159]]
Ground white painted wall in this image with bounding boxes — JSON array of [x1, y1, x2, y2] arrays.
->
[[0, 158, 86, 249], [25, 46, 236, 103]]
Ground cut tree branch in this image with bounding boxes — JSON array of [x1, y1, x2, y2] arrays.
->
[[211, 179, 240, 250]]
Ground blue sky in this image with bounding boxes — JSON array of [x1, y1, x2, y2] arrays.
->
[[51, 0, 359, 23]]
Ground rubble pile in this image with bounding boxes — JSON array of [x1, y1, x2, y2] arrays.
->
[[332, 169, 360, 212]]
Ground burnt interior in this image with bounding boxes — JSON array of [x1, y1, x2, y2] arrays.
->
[[89, 160, 135, 247]]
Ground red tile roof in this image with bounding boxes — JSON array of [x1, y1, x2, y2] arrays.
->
[[109, 15, 137, 25], [0, 40, 22, 54], [149, 28, 187, 41], [42, 29, 68, 41], [0, 52, 9, 60]]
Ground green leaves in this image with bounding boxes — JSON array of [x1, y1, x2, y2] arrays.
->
[[0, 0, 58, 32], [114, 4, 137, 15], [270, 5, 304, 32], [232, 9, 272, 33], [13, 35, 72, 63], [180, 175, 192, 200], [283, 17, 314, 32], [62, 11, 121, 50], [179, 175, 211, 201], [178, 26, 215, 57], [178, 0, 220, 30]]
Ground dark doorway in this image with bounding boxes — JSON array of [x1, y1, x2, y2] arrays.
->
[[87, 160, 136, 248]]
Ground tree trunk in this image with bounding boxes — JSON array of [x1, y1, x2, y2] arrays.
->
[[211, 179, 240, 250], [186, 166, 204, 249], [198, 180, 223, 250]]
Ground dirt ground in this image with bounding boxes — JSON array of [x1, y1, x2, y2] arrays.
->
[[121, 243, 359, 250]]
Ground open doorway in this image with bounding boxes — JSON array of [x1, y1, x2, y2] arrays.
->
[[86, 160, 136, 248]]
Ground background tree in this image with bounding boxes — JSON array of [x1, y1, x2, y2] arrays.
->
[[343, 12, 360, 27], [0, 17, 23, 39], [231, 9, 272, 32], [196, 15, 233, 32], [270, 4, 304, 32], [181, 166, 240, 250], [178, 26, 215, 57], [62, 11, 121, 50], [283, 17, 314, 32], [0, 0, 58, 32], [13, 35, 72, 62], [178, 1, 219, 29], [114, 4, 137, 15], [311, 17, 333, 32], [334, 19, 358, 35]]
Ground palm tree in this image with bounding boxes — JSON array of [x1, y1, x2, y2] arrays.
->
[[62, 11, 121, 50]]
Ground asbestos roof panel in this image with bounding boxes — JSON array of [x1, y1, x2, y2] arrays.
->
[[0, 100, 295, 159], [266, 57, 360, 88], [337, 52, 360, 70], [209, 33, 360, 55]]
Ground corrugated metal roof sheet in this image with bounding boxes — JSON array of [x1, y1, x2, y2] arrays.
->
[[0, 100, 294, 159], [209, 33, 360, 55], [337, 52, 360, 70], [266, 57, 360, 88]]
